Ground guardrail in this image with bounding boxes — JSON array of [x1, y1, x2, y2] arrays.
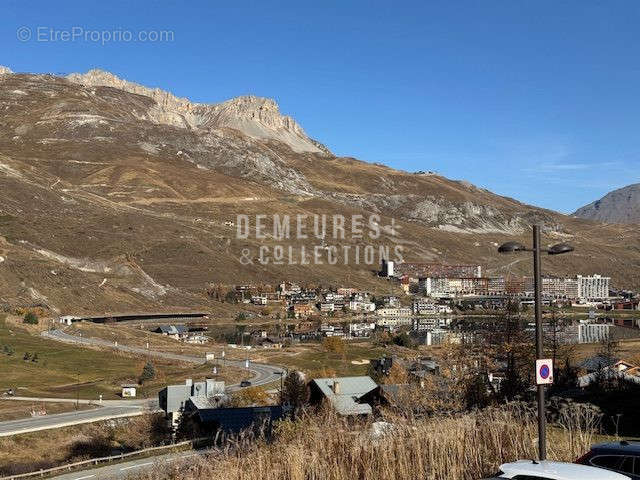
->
[[0, 438, 207, 480]]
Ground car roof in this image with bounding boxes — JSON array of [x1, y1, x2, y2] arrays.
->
[[592, 441, 640, 454], [499, 460, 630, 479]]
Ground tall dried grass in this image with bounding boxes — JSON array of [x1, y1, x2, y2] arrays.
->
[[135, 403, 599, 480]]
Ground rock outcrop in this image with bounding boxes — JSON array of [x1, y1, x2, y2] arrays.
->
[[66, 68, 325, 153]]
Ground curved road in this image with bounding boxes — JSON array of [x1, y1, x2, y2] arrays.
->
[[42, 329, 285, 390], [0, 331, 284, 437], [0, 404, 147, 437]]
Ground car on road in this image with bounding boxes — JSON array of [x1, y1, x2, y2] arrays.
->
[[483, 459, 630, 479], [576, 440, 640, 479], [240, 380, 252, 387]]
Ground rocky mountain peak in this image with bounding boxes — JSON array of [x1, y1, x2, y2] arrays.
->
[[573, 183, 640, 224], [0, 66, 13, 75], [66, 68, 326, 153]]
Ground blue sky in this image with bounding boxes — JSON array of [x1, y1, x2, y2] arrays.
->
[[2, 1, 639, 213]]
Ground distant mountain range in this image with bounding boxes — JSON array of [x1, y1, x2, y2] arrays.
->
[[573, 184, 640, 224], [1, 66, 640, 314]]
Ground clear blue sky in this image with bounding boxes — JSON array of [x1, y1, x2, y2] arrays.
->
[[2, 1, 639, 213]]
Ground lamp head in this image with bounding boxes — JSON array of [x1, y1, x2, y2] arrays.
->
[[548, 243, 574, 255], [498, 241, 528, 254]]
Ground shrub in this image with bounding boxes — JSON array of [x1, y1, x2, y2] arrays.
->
[[393, 332, 413, 348], [230, 386, 270, 407], [23, 312, 38, 325], [282, 371, 309, 411], [322, 336, 345, 355], [139, 362, 156, 384]]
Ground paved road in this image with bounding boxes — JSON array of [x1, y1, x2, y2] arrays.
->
[[50, 449, 206, 480], [0, 331, 283, 437], [0, 405, 147, 437], [1, 396, 152, 407], [42, 329, 285, 390]]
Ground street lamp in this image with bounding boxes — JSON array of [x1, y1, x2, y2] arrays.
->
[[278, 370, 285, 405], [498, 224, 574, 460]]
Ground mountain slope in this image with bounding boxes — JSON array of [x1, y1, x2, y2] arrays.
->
[[574, 184, 640, 224], [0, 67, 639, 314]]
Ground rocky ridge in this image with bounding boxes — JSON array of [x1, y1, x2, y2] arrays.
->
[[65, 68, 326, 154]]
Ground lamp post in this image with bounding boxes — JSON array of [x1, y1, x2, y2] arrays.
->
[[498, 224, 574, 460], [278, 371, 285, 405], [76, 372, 80, 410]]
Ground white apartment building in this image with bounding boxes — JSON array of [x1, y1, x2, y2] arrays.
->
[[349, 322, 375, 337], [420, 277, 489, 297], [376, 317, 413, 327], [251, 295, 268, 305], [348, 300, 376, 312], [381, 295, 400, 307], [420, 277, 456, 296], [523, 277, 579, 298], [325, 293, 344, 302], [577, 275, 610, 300], [319, 302, 335, 313], [578, 323, 612, 343], [413, 317, 451, 331], [376, 307, 412, 318], [413, 299, 436, 315]]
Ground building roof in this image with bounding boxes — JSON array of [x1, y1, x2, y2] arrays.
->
[[195, 406, 290, 433], [311, 376, 377, 415], [157, 325, 188, 335], [578, 368, 640, 388], [410, 358, 440, 372], [159, 379, 225, 413], [188, 394, 227, 410], [579, 355, 618, 372]]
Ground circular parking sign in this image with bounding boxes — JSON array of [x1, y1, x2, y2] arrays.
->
[[539, 364, 550, 380], [536, 359, 553, 385]]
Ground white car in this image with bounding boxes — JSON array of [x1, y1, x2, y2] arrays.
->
[[485, 460, 631, 479]]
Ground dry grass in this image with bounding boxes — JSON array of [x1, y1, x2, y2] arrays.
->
[[0, 414, 168, 476], [135, 405, 599, 480], [0, 317, 244, 399]]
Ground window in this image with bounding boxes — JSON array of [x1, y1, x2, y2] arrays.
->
[[511, 476, 555, 480], [590, 455, 624, 470], [619, 456, 635, 474]]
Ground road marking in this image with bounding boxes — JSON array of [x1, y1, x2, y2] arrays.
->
[[120, 462, 153, 471], [74, 475, 96, 480]]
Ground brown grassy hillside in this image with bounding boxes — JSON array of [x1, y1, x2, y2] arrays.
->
[[0, 71, 639, 314]]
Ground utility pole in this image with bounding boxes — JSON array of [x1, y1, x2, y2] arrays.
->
[[279, 371, 284, 405], [75, 372, 80, 410], [532, 224, 547, 460]]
